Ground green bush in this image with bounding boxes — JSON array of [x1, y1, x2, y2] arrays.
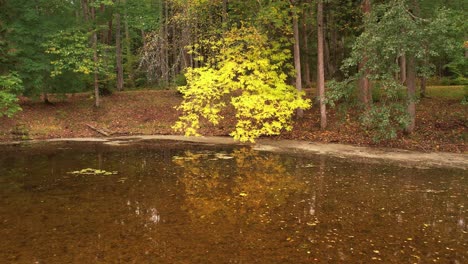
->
[[0, 72, 24, 117]]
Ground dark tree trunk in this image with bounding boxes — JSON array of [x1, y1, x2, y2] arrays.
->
[[123, 0, 135, 88], [115, 11, 124, 91], [302, 15, 311, 87], [222, 0, 228, 26], [420, 77, 426, 98], [406, 56, 416, 133], [81, 0, 89, 22], [293, 12, 303, 119], [91, 5, 100, 107], [100, 4, 107, 44], [400, 54, 407, 84], [317, 0, 327, 129], [359, 0, 372, 108]]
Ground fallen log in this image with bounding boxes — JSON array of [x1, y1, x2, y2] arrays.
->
[[86, 123, 110, 137]]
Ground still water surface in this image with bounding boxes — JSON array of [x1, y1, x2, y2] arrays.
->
[[0, 141, 466, 263]]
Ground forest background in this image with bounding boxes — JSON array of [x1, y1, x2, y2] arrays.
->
[[0, 0, 466, 151]]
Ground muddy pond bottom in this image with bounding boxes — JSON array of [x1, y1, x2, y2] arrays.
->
[[0, 141, 466, 263]]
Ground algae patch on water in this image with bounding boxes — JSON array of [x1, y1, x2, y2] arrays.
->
[[67, 168, 118, 176]]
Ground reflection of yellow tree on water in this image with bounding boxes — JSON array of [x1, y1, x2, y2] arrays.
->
[[173, 148, 318, 261]]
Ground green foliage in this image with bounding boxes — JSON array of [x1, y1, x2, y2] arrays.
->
[[46, 29, 113, 76], [45, 29, 115, 83], [0, 0, 77, 97], [173, 26, 311, 142], [0, 72, 23, 117], [327, 78, 410, 141], [462, 86, 468, 105], [444, 56, 468, 85], [360, 103, 410, 142], [329, 0, 464, 141]]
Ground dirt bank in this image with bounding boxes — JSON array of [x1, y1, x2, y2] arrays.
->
[[0, 89, 466, 153]]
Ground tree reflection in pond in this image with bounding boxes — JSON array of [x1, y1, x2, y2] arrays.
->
[[172, 148, 466, 263], [173, 148, 316, 262]]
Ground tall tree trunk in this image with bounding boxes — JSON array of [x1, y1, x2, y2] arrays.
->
[[465, 39, 468, 58], [115, 11, 124, 91], [359, 0, 372, 108], [81, 0, 89, 22], [406, 56, 416, 133], [324, 11, 336, 78], [400, 54, 407, 84], [302, 9, 311, 87], [141, 29, 146, 47], [317, 0, 327, 129], [293, 13, 304, 118], [43, 90, 51, 104], [107, 20, 113, 45], [420, 77, 426, 98], [100, 4, 107, 44], [163, 0, 169, 84], [122, 0, 135, 88], [323, 24, 331, 79], [91, 5, 100, 107], [222, 0, 228, 27]]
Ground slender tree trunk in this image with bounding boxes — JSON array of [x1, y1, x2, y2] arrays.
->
[[317, 0, 327, 129], [400, 54, 407, 84], [323, 26, 331, 78], [141, 29, 146, 46], [420, 77, 426, 98], [93, 35, 100, 107], [222, 0, 228, 27], [293, 13, 304, 118], [123, 0, 135, 88], [43, 91, 51, 104], [81, 0, 89, 22], [91, 5, 100, 107], [107, 20, 113, 45], [163, 0, 169, 84], [324, 11, 336, 78], [302, 9, 311, 87], [115, 11, 124, 91], [406, 56, 416, 133], [100, 4, 107, 43], [465, 40, 468, 58], [359, 0, 372, 108]]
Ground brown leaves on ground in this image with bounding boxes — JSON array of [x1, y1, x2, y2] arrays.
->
[[0, 90, 465, 153]]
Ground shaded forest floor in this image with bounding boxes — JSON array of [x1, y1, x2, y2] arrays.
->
[[0, 87, 466, 153]]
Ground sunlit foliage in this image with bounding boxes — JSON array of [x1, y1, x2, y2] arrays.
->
[[173, 26, 311, 142]]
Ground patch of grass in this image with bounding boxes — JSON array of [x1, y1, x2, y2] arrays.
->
[[11, 124, 30, 140], [30, 123, 62, 137], [55, 109, 68, 119], [426, 86, 466, 100]]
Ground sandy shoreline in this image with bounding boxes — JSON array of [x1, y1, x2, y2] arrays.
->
[[1, 135, 467, 170]]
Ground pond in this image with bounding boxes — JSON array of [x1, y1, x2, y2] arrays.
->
[[0, 140, 466, 263]]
